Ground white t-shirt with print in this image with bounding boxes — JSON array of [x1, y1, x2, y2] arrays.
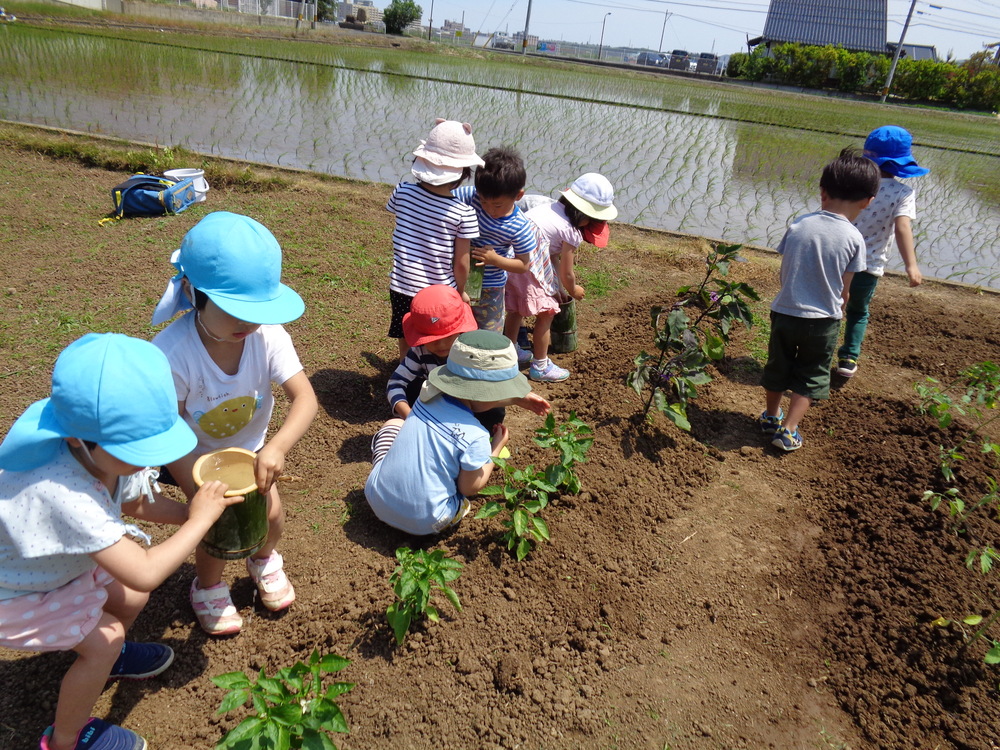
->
[[152, 313, 303, 454], [853, 177, 917, 277], [0, 442, 155, 598]]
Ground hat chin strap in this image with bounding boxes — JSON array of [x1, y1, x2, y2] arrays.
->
[[195, 311, 229, 343]]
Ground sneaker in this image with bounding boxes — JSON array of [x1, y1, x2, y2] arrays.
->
[[190, 579, 243, 635], [108, 642, 174, 681], [40, 718, 147, 750], [836, 358, 858, 378], [246, 551, 295, 612], [529, 360, 569, 383], [771, 426, 803, 452], [516, 347, 532, 367], [758, 410, 784, 435]]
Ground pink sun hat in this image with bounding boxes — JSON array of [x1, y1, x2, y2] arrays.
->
[[412, 119, 485, 169]]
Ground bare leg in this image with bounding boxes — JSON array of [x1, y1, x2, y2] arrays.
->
[[764, 389, 784, 418], [503, 311, 523, 346], [194, 545, 227, 589], [783, 393, 811, 434], [397, 337, 408, 362], [48, 612, 126, 750], [532, 312, 555, 360], [250, 485, 283, 562]]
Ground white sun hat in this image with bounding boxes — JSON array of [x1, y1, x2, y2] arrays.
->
[[561, 173, 618, 221], [412, 119, 485, 169]]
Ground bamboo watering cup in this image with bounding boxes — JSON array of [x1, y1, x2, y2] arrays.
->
[[192, 447, 268, 560], [465, 251, 484, 303], [549, 298, 578, 353]]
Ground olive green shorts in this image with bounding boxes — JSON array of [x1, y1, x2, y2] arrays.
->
[[760, 311, 839, 400]]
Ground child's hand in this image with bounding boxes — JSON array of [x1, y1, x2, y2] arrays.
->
[[906, 266, 923, 287], [571, 284, 586, 301], [189, 480, 242, 526], [472, 246, 498, 267], [254, 444, 286, 494], [490, 424, 510, 455], [460, 291, 471, 304], [515, 393, 551, 416]]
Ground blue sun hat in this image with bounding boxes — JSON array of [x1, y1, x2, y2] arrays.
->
[[863, 126, 930, 178], [151, 211, 305, 326], [0, 334, 197, 471]]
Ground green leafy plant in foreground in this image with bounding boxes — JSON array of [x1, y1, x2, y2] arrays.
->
[[626, 243, 758, 430], [213, 650, 354, 750], [385, 547, 463, 645], [916, 362, 1000, 668], [476, 413, 593, 560]]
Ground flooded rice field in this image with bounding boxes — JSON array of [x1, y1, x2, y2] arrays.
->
[[2, 25, 999, 287]]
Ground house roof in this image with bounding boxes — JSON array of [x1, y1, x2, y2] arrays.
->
[[756, 0, 888, 54]]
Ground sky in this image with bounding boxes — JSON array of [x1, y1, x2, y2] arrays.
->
[[412, 0, 1000, 60]]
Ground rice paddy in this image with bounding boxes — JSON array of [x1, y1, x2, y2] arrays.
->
[[2, 24, 998, 287]]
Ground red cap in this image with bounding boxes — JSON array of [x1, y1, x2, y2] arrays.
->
[[402, 285, 478, 347], [582, 220, 610, 247]]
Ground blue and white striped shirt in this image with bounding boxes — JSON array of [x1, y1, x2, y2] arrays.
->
[[453, 186, 537, 289]]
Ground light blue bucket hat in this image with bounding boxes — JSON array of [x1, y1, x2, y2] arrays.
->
[[152, 211, 304, 326], [0, 333, 197, 471]]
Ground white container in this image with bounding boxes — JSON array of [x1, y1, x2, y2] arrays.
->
[[164, 168, 209, 203]]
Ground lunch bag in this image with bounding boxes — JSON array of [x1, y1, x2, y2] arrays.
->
[[101, 174, 199, 224]]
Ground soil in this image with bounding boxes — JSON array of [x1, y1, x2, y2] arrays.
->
[[2, 140, 1000, 750]]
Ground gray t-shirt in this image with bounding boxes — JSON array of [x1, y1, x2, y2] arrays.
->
[[770, 210, 866, 320]]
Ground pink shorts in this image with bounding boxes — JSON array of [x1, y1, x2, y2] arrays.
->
[[0, 567, 113, 651], [505, 271, 559, 317]]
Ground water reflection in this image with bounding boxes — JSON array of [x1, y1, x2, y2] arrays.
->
[[2, 28, 998, 287]]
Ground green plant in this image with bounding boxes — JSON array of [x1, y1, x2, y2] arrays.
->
[[212, 650, 354, 750], [382, 0, 421, 34], [626, 243, 758, 430], [476, 413, 593, 560], [385, 547, 463, 645]]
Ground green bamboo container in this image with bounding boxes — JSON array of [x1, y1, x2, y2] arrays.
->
[[550, 299, 578, 353], [193, 448, 268, 560]]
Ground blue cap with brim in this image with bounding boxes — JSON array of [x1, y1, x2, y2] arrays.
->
[[151, 212, 304, 326], [0, 334, 197, 471], [864, 126, 930, 178]]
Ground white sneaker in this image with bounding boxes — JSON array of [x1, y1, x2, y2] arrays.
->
[[246, 551, 295, 611], [529, 360, 570, 382], [190, 579, 242, 635]]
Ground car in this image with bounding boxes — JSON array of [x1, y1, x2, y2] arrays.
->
[[636, 52, 666, 67], [668, 49, 689, 70], [695, 52, 719, 74]]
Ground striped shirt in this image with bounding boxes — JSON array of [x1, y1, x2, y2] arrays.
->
[[386, 344, 446, 413], [386, 182, 479, 297], [453, 187, 537, 288]]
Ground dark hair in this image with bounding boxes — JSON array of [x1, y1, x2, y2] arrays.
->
[[820, 148, 881, 201], [192, 286, 209, 311], [474, 146, 526, 198], [557, 195, 588, 227]]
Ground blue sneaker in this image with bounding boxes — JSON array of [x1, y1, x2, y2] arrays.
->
[[529, 360, 569, 383], [108, 642, 174, 681], [771, 426, 803, 452], [758, 410, 783, 435], [516, 347, 533, 367], [40, 718, 147, 750]]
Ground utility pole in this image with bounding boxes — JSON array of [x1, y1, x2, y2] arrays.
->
[[427, 0, 434, 41], [881, 0, 917, 103], [598, 12, 611, 61], [658, 10, 671, 53], [522, 0, 532, 55]]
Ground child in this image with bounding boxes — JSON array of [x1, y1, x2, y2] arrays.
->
[[387, 118, 483, 360], [509, 173, 618, 383], [386, 285, 550, 431], [452, 145, 534, 335], [835, 125, 928, 379], [151, 211, 318, 635], [759, 149, 880, 451], [0, 333, 239, 750], [367, 330, 550, 536]]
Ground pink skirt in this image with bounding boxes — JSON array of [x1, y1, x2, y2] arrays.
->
[[0, 567, 112, 651], [505, 270, 560, 317]]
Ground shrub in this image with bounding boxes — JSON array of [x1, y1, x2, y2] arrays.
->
[[383, 0, 421, 35]]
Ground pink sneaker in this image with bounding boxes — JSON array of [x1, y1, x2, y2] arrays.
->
[[246, 551, 295, 611], [189, 579, 242, 635]]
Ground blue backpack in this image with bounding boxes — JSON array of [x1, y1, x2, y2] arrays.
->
[[101, 174, 199, 224]]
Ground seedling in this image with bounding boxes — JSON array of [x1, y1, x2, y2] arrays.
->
[[212, 649, 354, 750], [476, 459, 557, 561], [477, 413, 594, 560], [627, 243, 758, 430], [385, 547, 463, 645]]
